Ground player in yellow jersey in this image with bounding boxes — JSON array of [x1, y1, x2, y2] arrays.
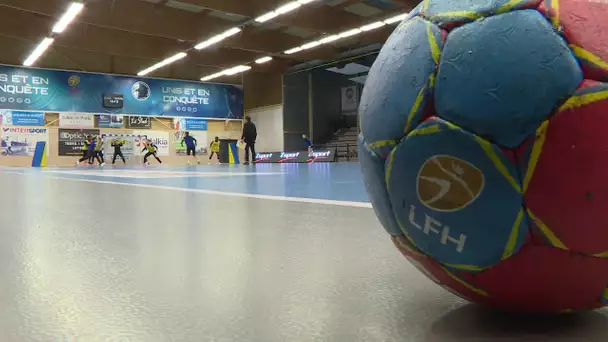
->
[[141, 139, 162, 165], [209, 136, 220, 162]]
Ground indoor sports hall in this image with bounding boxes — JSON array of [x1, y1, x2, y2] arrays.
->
[[1, 0, 608, 341]]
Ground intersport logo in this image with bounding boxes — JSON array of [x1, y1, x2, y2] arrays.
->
[[5, 128, 47, 134]]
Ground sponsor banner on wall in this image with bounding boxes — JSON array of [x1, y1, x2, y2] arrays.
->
[[97, 114, 124, 128], [173, 117, 208, 131], [59, 113, 94, 128], [58, 128, 100, 156], [133, 131, 169, 156], [126, 116, 152, 129], [1, 110, 45, 126], [341, 85, 359, 113], [254, 150, 336, 163], [0, 64, 243, 118], [1, 127, 49, 156], [101, 133, 148, 159], [174, 130, 208, 156]]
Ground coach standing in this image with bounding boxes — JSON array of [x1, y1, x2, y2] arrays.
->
[[241, 116, 257, 165]]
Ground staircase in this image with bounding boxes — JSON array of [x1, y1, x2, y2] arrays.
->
[[317, 127, 358, 161]]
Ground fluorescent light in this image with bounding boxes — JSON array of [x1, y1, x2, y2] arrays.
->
[[255, 11, 279, 23], [195, 27, 242, 50], [52, 2, 84, 33], [195, 36, 224, 50], [23, 38, 54, 67], [384, 13, 408, 24], [297, 0, 318, 3], [222, 27, 242, 38], [137, 52, 187, 76], [284, 47, 302, 54], [319, 35, 340, 44], [275, 1, 301, 14], [300, 41, 321, 50], [255, 56, 273, 64], [201, 72, 223, 81], [223, 65, 251, 76], [201, 64, 251, 81], [360, 21, 386, 31], [339, 28, 361, 38]]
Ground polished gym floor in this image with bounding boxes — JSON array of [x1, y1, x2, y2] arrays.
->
[[0, 163, 606, 341]]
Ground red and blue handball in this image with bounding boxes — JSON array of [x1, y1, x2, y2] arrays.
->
[[358, 0, 608, 313]]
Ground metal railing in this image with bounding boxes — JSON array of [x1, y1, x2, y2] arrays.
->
[[318, 142, 358, 161]]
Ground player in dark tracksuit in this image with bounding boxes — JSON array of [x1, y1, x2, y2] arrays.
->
[[181, 132, 200, 165], [77, 136, 91, 165], [111, 138, 126, 164], [87, 137, 103, 166], [241, 116, 257, 165]]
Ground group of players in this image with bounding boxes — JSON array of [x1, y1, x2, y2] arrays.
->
[[76, 132, 221, 167]]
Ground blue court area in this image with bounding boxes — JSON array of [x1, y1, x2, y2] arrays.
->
[[2, 163, 370, 205]]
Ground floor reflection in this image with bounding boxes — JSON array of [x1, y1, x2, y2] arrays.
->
[[426, 304, 608, 342]]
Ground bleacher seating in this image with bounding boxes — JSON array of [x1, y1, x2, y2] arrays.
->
[[316, 127, 358, 161]]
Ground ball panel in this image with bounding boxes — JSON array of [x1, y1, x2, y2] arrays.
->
[[422, 0, 542, 28], [521, 82, 608, 255], [601, 287, 608, 306], [462, 244, 608, 313], [392, 235, 490, 303], [435, 9, 583, 148], [386, 118, 527, 269], [539, 0, 608, 81], [360, 17, 442, 158], [358, 136, 403, 236]]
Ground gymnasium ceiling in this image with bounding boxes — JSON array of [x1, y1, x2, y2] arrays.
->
[[0, 0, 412, 84]]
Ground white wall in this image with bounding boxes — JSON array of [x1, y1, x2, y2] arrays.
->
[[246, 105, 283, 151]]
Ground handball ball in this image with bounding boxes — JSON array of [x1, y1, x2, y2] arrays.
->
[[359, 0, 608, 313]]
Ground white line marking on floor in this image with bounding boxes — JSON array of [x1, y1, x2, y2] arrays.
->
[[44, 170, 285, 179], [8, 172, 373, 208]]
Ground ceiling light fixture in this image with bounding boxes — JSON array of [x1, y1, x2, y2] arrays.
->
[[338, 28, 362, 38], [52, 2, 84, 33], [319, 35, 340, 44], [284, 47, 303, 54], [137, 52, 187, 76], [221, 27, 242, 38], [255, 11, 279, 23], [195, 27, 242, 50], [23, 37, 55, 67], [201, 65, 252, 81], [255, 56, 273, 64], [201, 72, 224, 81], [281, 12, 412, 57], [300, 41, 321, 50], [384, 13, 408, 25], [360, 21, 386, 31], [223, 65, 252, 76], [275, 1, 302, 15]]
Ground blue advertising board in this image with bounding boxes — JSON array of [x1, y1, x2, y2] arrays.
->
[[0, 64, 243, 119], [174, 117, 208, 131], [1, 110, 45, 126], [97, 114, 124, 128]]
